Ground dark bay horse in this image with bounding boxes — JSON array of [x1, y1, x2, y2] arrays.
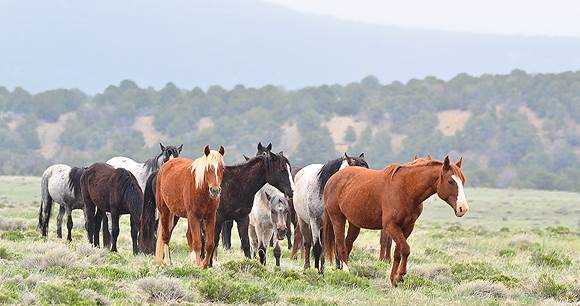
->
[[220, 143, 301, 254], [80, 163, 147, 254], [323, 156, 468, 286], [210, 144, 294, 265], [152, 146, 225, 268]]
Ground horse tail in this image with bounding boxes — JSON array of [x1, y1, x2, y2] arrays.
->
[[68, 166, 85, 198], [139, 172, 158, 254], [115, 168, 144, 219], [38, 167, 53, 236], [322, 207, 336, 263]]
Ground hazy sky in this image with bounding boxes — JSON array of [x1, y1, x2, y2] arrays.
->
[[264, 0, 580, 37]]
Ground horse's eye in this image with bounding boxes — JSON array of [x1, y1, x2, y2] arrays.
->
[[448, 179, 455, 185]]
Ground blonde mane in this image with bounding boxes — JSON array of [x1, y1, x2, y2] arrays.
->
[[190, 150, 224, 188]]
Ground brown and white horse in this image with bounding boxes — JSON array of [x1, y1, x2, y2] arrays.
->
[[154, 145, 225, 268], [323, 156, 468, 286]]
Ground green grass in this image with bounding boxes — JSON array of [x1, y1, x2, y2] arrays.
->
[[0, 176, 579, 304]]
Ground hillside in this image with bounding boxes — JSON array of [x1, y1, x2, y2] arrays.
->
[[2, 0, 580, 92], [1, 70, 579, 191]]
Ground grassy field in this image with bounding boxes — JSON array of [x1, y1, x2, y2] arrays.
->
[[0, 176, 578, 305]]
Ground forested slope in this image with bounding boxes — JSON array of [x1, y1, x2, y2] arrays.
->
[[1, 70, 579, 191]]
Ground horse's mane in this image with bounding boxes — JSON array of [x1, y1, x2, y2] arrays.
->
[[68, 166, 85, 197], [386, 159, 443, 180], [317, 157, 346, 198], [190, 151, 224, 188]]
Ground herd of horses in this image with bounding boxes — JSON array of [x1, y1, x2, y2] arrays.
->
[[37, 142, 469, 286]]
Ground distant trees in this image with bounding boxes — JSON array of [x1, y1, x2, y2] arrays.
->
[[0, 71, 579, 191]]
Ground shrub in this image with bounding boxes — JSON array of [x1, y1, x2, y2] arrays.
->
[[536, 274, 578, 302], [324, 270, 370, 288], [545, 226, 573, 236], [400, 275, 434, 290], [350, 262, 387, 279], [413, 264, 453, 283], [165, 265, 202, 278], [222, 259, 267, 277], [196, 275, 277, 304], [302, 268, 324, 285], [21, 248, 79, 271], [0, 217, 30, 231], [455, 280, 511, 299], [135, 277, 187, 303], [531, 250, 572, 268], [1, 231, 25, 241]]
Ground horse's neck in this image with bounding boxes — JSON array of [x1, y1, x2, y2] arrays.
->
[[228, 159, 267, 196], [399, 165, 439, 206]]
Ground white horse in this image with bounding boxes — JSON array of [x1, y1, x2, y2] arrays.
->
[[293, 153, 368, 272], [106, 143, 182, 191], [249, 184, 290, 267], [38, 164, 89, 241]]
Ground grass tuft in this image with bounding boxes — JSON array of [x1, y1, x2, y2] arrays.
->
[[324, 270, 370, 288], [531, 250, 572, 268], [222, 258, 268, 277], [536, 274, 578, 302], [196, 274, 277, 304], [36, 283, 92, 305], [400, 275, 434, 290], [455, 280, 511, 299], [451, 262, 518, 286]]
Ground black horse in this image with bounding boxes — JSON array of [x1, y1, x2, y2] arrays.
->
[[80, 163, 152, 255], [210, 144, 294, 263], [221, 143, 299, 252]]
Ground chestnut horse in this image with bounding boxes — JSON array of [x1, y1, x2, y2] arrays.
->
[[323, 156, 468, 286], [154, 145, 225, 268]]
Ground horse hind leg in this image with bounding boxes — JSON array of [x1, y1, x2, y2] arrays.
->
[[298, 218, 312, 270], [56, 205, 65, 239], [66, 207, 73, 242], [110, 213, 121, 252], [380, 229, 392, 262], [330, 213, 349, 272], [345, 221, 360, 258], [312, 224, 323, 273]]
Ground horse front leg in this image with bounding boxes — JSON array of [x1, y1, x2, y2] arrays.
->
[[273, 240, 282, 267], [201, 213, 217, 269], [236, 216, 252, 258], [186, 216, 203, 267], [385, 223, 410, 286], [155, 200, 174, 266]]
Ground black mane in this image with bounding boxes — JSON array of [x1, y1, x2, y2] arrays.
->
[[143, 153, 162, 173], [68, 166, 85, 197], [316, 157, 346, 198]]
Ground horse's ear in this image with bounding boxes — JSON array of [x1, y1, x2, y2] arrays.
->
[[204, 145, 211, 156], [177, 144, 183, 153], [160, 142, 166, 151], [266, 143, 272, 151], [412, 154, 418, 161], [427, 155, 432, 160], [359, 152, 365, 158], [278, 151, 284, 156], [218, 146, 225, 156], [443, 155, 451, 171], [344, 152, 350, 159], [258, 142, 264, 151], [455, 156, 463, 168], [243, 154, 250, 161]]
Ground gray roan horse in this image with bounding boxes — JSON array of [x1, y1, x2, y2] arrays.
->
[[38, 164, 93, 242], [249, 184, 290, 267], [106, 143, 182, 191], [293, 153, 368, 273]]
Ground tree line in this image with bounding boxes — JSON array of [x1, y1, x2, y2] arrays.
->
[[0, 70, 579, 192]]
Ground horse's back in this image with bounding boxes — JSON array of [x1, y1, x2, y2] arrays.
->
[[324, 167, 384, 229], [44, 164, 73, 203], [293, 164, 323, 223], [157, 158, 193, 215]]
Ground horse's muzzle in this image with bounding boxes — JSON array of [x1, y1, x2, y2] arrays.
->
[[455, 201, 469, 217], [209, 186, 221, 198], [276, 228, 287, 240]]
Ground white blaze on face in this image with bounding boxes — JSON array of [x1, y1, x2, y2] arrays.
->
[[286, 164, 295, 191], [339, 160, 349, 170], [452, 175, 469, 216]]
